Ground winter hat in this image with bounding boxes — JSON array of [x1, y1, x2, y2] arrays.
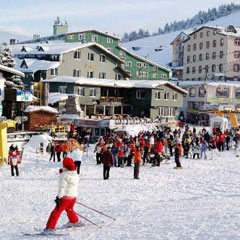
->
[[63, 157, 76, 171]]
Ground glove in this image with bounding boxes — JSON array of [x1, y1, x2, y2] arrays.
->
[[55, 196, 61, 209]]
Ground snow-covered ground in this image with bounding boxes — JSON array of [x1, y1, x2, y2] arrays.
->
[[1, 141, 240, 239]]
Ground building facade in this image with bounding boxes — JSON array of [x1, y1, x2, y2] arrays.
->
[[183, 25, 240, 81]]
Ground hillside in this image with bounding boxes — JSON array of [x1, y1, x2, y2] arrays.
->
[[122, 10, 240, 68]]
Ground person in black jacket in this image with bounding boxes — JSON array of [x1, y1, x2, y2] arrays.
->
[[49, 143, 56, 162]]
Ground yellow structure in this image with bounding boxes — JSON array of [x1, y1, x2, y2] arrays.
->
[[0, 121, 8, 165], [228, 112, 239, 128]]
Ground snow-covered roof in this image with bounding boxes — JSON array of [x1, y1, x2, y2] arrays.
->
[[0, 64, 25, 77], [43, 76, 187, 94], [24, 105, 58, 114], [48, 92, 68, 104], [176, 80, 240, 88], [67, 29, 120, 40], [13, 42, 124, 63], [118, 46, 171, 73], [15, 59, 60, 73]]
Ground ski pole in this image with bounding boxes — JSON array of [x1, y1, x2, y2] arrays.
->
[[75, 212, 101, 228], [76, 201, 116, 221]]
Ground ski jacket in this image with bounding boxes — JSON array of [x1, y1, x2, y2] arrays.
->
[[102, 150, 114, 167], [57, 170, 79, 199], [67, 148, 83, 162], [133, 150, 142, 164], [155, 141, 163, 153], [70, 124, 75, 132], [55, 144, 62, 153], [9, 151, 20, 166]]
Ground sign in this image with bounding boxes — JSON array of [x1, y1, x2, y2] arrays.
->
[[16, 90, 33, 102], [74, 119, 110, 128]]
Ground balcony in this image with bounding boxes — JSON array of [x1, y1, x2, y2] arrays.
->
[[100, 96, 130, 104]]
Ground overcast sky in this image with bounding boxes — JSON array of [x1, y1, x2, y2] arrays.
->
[[0, 0, 238, 42]]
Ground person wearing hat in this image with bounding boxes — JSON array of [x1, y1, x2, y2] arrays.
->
[[45, 157, 80, 233]]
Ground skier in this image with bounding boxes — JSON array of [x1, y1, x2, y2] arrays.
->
[[8, 149, 21, 176], [101, 147, 114, 180], [133, 145, 141, 179], [174, 142, 182, 169], [45, 157, 80, 233]]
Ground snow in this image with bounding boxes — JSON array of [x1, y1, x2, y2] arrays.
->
[[48, 92, 68, 105], [23, 133, 52, 150], [0, 64, 25, 77], [122, 10, 240, 68], [24, 105, 59, 114], [1, 132, 240, 239]]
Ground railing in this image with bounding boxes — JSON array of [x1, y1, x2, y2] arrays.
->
[[100, 97, 130, 103]]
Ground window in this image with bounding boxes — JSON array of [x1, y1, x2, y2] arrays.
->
[[199, 54, 203, 61], [90, 88, 97, 96], [88, 53, 94, 61], [192, 66, 196, 74], [78, 87, 85, 96], [87, 71, 94, 78], [234, 38, 240, 46], [115, 73, 121, 80], [233, 64, 240, 72], [68, 35, 73, 40], [100, 54, 106, 62], [136, 90, 145, 99], [164, 92, 169, 100], [125, 61, 132, 66], [193, 55, 196, 62], [200, 32, 204, 38], [193, 43, 197, 51], [136, 62, 143, 67], [161, 74, 167, 79], [199, 42, 203, 50], [187, 45, 191, 51], [220, 38, 224, 46], [206, 41, 210, 49], [155, 91, 161, 100], [212, 64, 216, 72], [99, 72, 106, 79], [187, 56, 190, 64], [59, 86, 67, 94], [213, 40, 217, 48], [152, 73, 158, 78], [207, 31, 210, 36], [199, 66, 202, 73], [78, 34, 85, 40], [212, 52, 216, 59], [172, 93, 177, 100], [74, 50, 81, 59], [213, 30, 217, 35], [219, 64, 223, 72], [153, 66, 158, 71], [143, 63, 148, 68], [206, 53, 209, 60], [189, 87, 196, 97], [234, 51, 240, 59], [194, 33, 197, 39], [186, 67, 190, 74], [50, 68, 58, 76], [205, 65, 209, 73], [220, 51, 224, 59], [73, 69, 80, 77], [107, 37, 113, 43], [143, 72, 149, 77], [91, 35, 98, 42]]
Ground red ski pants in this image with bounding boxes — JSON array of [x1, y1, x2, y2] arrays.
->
[[46, 197, 79, 229]]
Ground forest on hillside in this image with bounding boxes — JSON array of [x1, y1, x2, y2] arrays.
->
[[122, 3, 240, 42]]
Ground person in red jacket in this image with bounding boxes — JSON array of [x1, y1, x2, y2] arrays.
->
[[55, 143, 62, 162], [117, 139, 124, 167], [154, 138, 163, 166], [101, 147, 114, 180], [69, 123, 75, 138], [8, 150, 21, 177], [219, 132, 225, 152]]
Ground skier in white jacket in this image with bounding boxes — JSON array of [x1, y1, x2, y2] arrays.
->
[[45, 157, 80, 232]]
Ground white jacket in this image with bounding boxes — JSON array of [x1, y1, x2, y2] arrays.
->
[[67, 148, 83, 162], [57, 170, 79, 198]]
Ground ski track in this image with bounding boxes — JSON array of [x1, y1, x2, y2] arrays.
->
[[0, 145, 240, 240]]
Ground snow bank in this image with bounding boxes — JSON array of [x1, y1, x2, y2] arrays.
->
[[24, 133, 52, 150]]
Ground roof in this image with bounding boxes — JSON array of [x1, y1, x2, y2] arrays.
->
[[48, 92, 68, 104], [13, 42, 124, 63], [176, 80, 240, 88], [15, 59, 60, 73], [170, 31, 191, 45], [0, 64, 25, 77], [66, 30, 120, 40], [24, 105, 58, 114], [118, 46, 171, 73], [42, 76, 187, 94]]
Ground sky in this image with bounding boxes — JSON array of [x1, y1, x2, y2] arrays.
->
[[0, 0, 238, 43]]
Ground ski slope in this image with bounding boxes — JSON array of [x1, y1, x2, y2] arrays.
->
[[123, 10, 240, 68], [1, 142, 240, 239]]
